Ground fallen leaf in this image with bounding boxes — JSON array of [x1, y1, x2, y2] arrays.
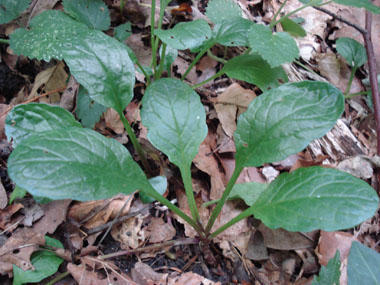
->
[[104, 108, 124, 134], [0, 182, 7, 209], [22, 202, 44, 227], [146, 217, 176, 243], [245, 230, 269, 261], [0, 203, 23, 230], [169, 271, 221, 285], [131, 262, 167, 285], [126, 33, 152, 66], [60, 76, 79, 111], [111, 213, 147, 249]]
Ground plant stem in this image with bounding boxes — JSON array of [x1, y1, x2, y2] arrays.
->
[[155, 43, 167, 80], [120, 0, 125, 13], [207, 50, 227, 64], [150, 0, 157, 71], [181, 41, 215, 81], [192, 69, 225, 89], [272, 0, 289, 23], [180, 165, 201, 223], [119, 112, 152, 174], [344, 67, 357, 96], [136, 61, 151, 86], [0, 38, 9, 44], [205, 165, 244, 234], [345, 91, 369, 99], [46, 271, 71, 285], [293, 59, 319, 76]]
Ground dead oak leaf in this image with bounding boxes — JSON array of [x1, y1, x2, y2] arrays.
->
[[146, 217, 176, 243]]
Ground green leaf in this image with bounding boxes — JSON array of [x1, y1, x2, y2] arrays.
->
[[0, 0, 31, 24], [348, 241, 380, 284], [213, 18, 253, 47], [248, 24, 299, 67], [10, 10, 135, 113], [336, 37, 367, 68], [298, 0, 323, 4], [5, 103, 82, 147], [313, 251, 341, 285], [281, 18, 306, 37], [205, 0, 242, 24], [155, 19, 212, 50], [234, 81, 344, 168], [8, 128, 151, 201], [63, 0, 110, 30], [333, 0, 380, 14], [223, 54, 288, 90], [229, 182, 268, 206], [13, 236, 63, 285], [252, 167, 379, 232], [9, 186, 27, 204], [114, 22, 132, 42], [160, 45, 177, 74], [75, 86, 107, 128], [140, 176, 167, 204], [141, 78, 207, 169]]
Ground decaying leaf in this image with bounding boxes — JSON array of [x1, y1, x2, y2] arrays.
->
[[146, 217, 176, 243]]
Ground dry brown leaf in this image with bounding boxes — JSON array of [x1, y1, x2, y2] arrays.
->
[[146, 217, 176, 243], [173, 56, 198, 85], [0, 103, 10, 139], [131, 262, 168, 285], [28, 0, 60, 21], [0, 203, 23, 230], [104, 108, 124, 134], [111, 213, 147, 249], [22, 202, 43, 227], [126, 33, 152, 67], [169, 271, 221, 285], [245, 230, 269, 261], [60, 76, 79, 111], [196, 55, 218, 85], [0, 182, 7, 209]]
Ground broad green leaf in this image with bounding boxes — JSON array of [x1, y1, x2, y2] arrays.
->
[[252, 167, 379, 232], [63, 0, 110, 30], [234, 81, 344, 168], [155, 19, 211, 50], [114, 22, 132, 42], [336, 37, 367, 68], [206, 0, 242, 24], [141, 78, 207, 168], [5, 103, 82, 147], [298, 0, 323, 4], [281, 18, 306, 37], [9, 186, 27, 204], [248, 24, 299, 67], [312, 251, 341, 285], [8, 128, 151, 201], [140, 176, 167, 204], [333, 0, 380, 14], [75, 86, 107, 128], [10, 10, 135, 113], [0, 0, 30, 24], [348, 242, 380, 284], [223, 54, 288, 90], [13, 236, 63, 285], [213, 18, 253, 47], [229, 182, 268, 206]]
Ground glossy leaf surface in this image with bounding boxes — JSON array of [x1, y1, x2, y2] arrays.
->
[[63, 0, 110, 30], [8, 128, 151, 201], [155, 19, 211, 50], [312, 251, 341, 285], [348, 242, 380, 284], [223, 54, 288, 90], [0, 0, 30, 24], [10, 10, 135, 113], [248, 24, 299, 67], [251, 167, 379, 232], [141, 78, 207, 168], [205, 0, 242, 23], [5, 103, 82, 147], [333, 0, 380, 14], [336, 37, 367, 68], [281, 18, 306, 37], [140, 176, 167, 204], [229, 182, 268, 206], [234, 81, 344, 168], [213, 18, 253, 47]]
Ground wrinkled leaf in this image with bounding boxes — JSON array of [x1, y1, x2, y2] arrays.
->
[[348, 242, 380, 284], [248, 24, 299, 67], [75, 86, 107, 128], [213, 18, 253, 47], [229, 182, 268, 206], [114, 22, 132, 42], [141, 78, 207, 168], [333, 0, 380, 14], [223, 54, 288, 90], [0, 0, 31, 24], [9, 186, 27, 204], [155, 19, 211, 50], [235, 81, 344, 168], [8, 128, 151, 201], [10, 10, 135, 113], [5, 103, 82, 147], [205, 0, 242, 24], [251, 167, 379, 232], [140, 176, 167, 204], [312, 251, 341, 285], [13, 236, 63, 285], [63, 0, 110, 30], [336, 37, 367, 68], [281, 18, 306, 37]]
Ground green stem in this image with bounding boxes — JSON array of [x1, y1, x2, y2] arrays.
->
[[136, 61, 151, 86], [205, 165, 244, 234], [294, 59, 319, 76], [192, 69, 226, 89], [344, 67, 358, 96], [180, 165, 201, 223], [150, 0, 157, 71], [120, 0, 125, 13], [181, 41, 215, 81], [207, 50, 227, 64], [209, 206, 254, 239], [119, 112, 152, 175], [202, 199, 219, 207], [243, 47, 251, 55], [0, 38, 10, 44], [272, 0, 289, 23], [155, 43, 167, 80], [345, 91, 369, 99], [46, 271, 71, 285]]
